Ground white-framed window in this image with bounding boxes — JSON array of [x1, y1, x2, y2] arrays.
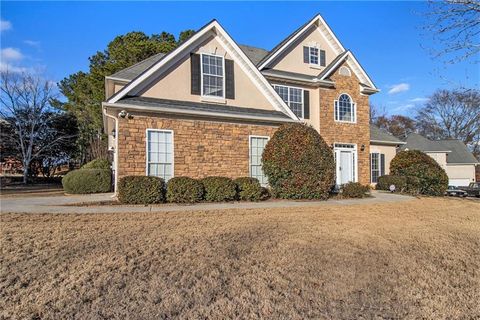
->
[[249, 136, 269, 186], [273, 85, 303, 118], [309, 46, 319, 65], [201, 53, 224, 98], [334, 93, 356, 123], [146, 129, 173, 182], [370, 152, 385, 183], [371, 153, 380, 183]]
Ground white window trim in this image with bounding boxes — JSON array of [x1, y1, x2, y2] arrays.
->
[[308, 46, 320, 66], [273, 84, 304, 119], [249, 135, 270, 186], [370, 152, 380, 184], [334, 93, 356, 124], [334, 143, 358, 185], [200, 52, 226, 100], [145, 129, 174, 180]]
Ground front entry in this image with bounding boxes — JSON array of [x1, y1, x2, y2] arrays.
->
[[334, 143, 357, 186]]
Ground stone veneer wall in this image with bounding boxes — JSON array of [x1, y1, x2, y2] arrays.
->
[[318, 60, 371, 185], [116, 114, 279, 179]]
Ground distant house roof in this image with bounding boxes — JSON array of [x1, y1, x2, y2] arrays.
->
[[107, 96, 294, 123], [370, 125, 405, 145], [108, 44, 269, 81], [437, 139, 478, 164], [401, 133, 452, 152], [401, 133, 478, 164]]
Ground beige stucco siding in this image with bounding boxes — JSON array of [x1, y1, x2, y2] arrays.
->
[[426, 152, 448, 170], [268, 25, 337, 76], [139, 36, 274, 111], [446, 164, 476, 182], [370, 144, 398, 175]]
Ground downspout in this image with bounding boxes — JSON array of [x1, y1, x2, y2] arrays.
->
[[102, 105, 119, 196]]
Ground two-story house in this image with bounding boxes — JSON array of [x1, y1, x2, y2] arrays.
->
[[103, 15, 379, 192]]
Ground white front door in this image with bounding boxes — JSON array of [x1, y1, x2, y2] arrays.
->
[[335, 144, 357, 186]]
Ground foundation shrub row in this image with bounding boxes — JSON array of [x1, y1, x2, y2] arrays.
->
[[118, 175, 268, 204]]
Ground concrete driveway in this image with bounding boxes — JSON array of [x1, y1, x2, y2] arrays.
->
[[0, 191, 417, 214]]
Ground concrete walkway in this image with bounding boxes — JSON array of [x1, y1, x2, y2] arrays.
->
[[0, 191, 414, 214]]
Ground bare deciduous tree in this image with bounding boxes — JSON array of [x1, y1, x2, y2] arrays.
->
[[416, 88, 480, 159], [0, 70, 76, 183], [423, 0, 480, 63]]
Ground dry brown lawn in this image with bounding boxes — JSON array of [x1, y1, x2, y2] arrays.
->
[[1, 197, 480, 319]]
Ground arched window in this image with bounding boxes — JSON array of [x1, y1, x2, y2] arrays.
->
[[334, 94, 356, 122]]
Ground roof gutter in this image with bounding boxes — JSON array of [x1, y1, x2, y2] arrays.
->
[[263, 73, 335, 88], [370, 139, 406, 145], [102, 102, 298, 124]]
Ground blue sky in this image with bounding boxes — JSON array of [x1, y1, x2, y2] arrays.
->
[[1, 1, 478, 116]]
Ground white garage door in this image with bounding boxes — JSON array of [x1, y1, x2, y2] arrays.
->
[[449, 179, 470, 187]]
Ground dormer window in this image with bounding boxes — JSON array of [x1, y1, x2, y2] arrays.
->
[[309, 47, 319, 65], [201, 53, 224, 98], [303, 46, 326, 67]]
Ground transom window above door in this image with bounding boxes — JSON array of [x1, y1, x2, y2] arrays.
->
[[334, 93, 356, 123], [201, 54, 224, 97], [273, 85, 303, 118]]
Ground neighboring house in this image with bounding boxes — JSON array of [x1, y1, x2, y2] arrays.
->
[[369, 125, 405, 184], [102, 15, 379, 192], [401, 133, 478, 186]]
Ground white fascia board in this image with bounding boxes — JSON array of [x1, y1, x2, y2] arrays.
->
[[105, 76, 130, 83], [103, 102, 297, 124], [107, 21, 215, 103], [370, 139, 406, 145], [345, 52, 377, 90]]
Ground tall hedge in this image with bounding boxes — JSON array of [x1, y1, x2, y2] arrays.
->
[[118, 176, 166, 204], [62, 169, 111, 194], [390, 150, 448, 196], [262, 123, 335, 199]]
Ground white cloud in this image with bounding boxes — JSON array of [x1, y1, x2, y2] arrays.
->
[[409, 97, 429, 103], [0, 19, 12, 32], [1, 48, 24, 61], [24, 40, 41, 47], [387, 83, 410, 94], [0, 62, 28, 73]]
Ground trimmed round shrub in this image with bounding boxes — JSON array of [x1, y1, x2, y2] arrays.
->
[[167, 177, 204, 203], [342, 182, 370, 198], [390, 150, 448, 196], [62, 169, 111, 194], [234, 177, 262, 201], [81, 158, 111, 170], [118, 176, 165, 204], [376, 175, 407, 191], [262, 123, 335, 200], [201, 176, 237, 202]]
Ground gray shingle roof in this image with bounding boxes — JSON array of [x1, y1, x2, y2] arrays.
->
[[370, 125, 404, 144], [438, 140, 478, 164], [238, 44, 269, 66], [261, 69, 318, 81], [401, 133, 451, 152], [108, 52, 166, 81], [116, 96, 293, 122], [401, 133, 478, 164], [108, 45, 269, 81]]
